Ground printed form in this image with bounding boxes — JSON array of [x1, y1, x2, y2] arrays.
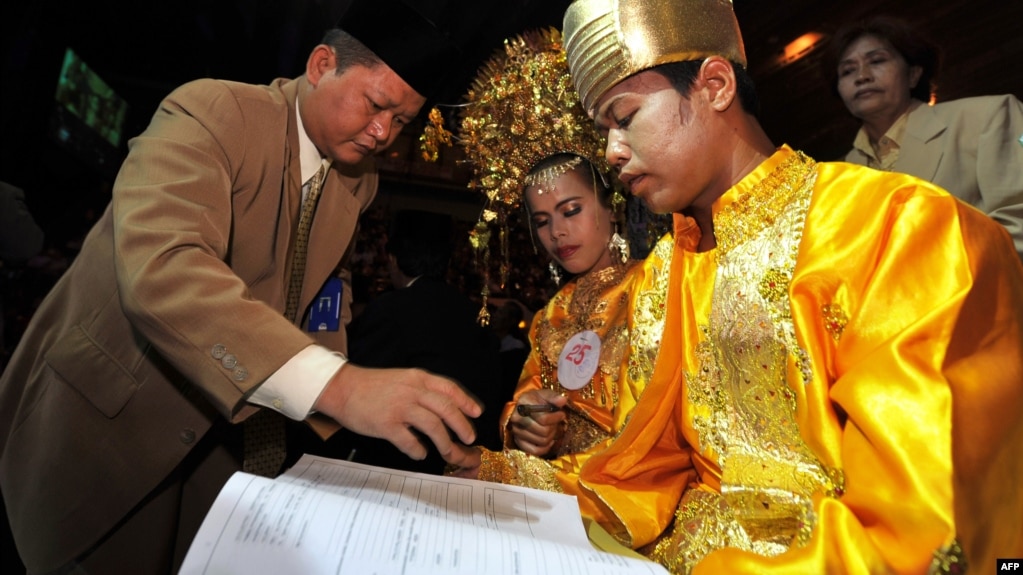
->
[[180, 454, 668, 575]]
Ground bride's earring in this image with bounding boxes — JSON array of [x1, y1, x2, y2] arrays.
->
[[548, 261, 562, 285], [609, 228, 629, 263]]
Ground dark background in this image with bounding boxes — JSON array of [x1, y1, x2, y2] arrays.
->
[[2, 0, 1021, 232]]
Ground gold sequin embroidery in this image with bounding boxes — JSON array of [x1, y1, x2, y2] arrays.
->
[[555, 407, 611, 456], [536, 262, 632, 406], [715, 152, 815, 256], [758, 268, 790, 303], [642, 490, 782, 575], [628, 234, 673, 387], [674, 151, 845, 569], [928, 538, 967, 575], [477, 448, 564, 494], [822, 303, 848, 341]]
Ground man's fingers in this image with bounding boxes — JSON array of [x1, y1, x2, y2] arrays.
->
[[321, 366, 487, 462], [381, 425, 430, 461], [424, 376, 483, 418], [417, 384, 478, 445], [404, 403, 472, 463], [443, 443, 482, 469]]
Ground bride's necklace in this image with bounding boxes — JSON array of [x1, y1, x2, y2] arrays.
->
[[538, 262, 627, 405]]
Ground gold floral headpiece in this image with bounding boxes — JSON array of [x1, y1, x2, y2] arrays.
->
[[455, 27, 610, 210], [420, 27, 614, 325]]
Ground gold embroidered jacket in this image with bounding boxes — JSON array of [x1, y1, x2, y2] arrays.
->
[[578, 146, 1023, 574]]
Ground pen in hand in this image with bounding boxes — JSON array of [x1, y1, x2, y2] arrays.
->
[[516, 404, 562, 417]]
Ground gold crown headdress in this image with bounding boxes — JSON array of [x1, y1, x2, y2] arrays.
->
[[421, 27, 614, 324], [456, 27, 610, 209], [563, 0, 747, 115]]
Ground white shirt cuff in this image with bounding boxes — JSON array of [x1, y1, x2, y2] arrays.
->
[[249, 345, 347, 420]]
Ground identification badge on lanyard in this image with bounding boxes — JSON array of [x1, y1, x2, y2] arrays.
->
[[307, 277, 342, 332]]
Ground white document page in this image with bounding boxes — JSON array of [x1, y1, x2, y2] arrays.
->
[[180, 454, 668, 575]]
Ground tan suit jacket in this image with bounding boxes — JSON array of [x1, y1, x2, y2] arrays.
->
[[0, 77, 377, 571], [845, 94, 1023, 259]]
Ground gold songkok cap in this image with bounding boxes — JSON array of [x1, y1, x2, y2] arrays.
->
[[563, 0, 747, 114]]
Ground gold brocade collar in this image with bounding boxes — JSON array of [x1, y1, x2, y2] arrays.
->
[[565, 262, 630, 319], [712, 146, 817, 255], [537, 260, 634, 408]]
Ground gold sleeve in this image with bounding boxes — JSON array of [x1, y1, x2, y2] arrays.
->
[[695, 161, 1023, 573]]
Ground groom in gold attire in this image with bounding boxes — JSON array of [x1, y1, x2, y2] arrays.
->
[[558, 0, 1023, 573]]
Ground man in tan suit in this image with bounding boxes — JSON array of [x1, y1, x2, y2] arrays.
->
[[0, 2, 489, 573]]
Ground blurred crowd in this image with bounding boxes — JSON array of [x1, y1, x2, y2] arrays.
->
[[0, 201, 548, 372], [348, 204, 559, 325]]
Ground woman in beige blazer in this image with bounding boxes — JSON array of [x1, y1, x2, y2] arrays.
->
[[823, 15, 1023, 260]]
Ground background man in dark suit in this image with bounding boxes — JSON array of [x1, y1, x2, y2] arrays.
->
[[307, 210, 506, 474]]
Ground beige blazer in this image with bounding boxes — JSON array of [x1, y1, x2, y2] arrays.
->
[[0, 77, 377, 571], [845, 94, 1023, 259]]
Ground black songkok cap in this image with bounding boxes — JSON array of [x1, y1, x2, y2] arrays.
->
[[337, 0, 486, 102]]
